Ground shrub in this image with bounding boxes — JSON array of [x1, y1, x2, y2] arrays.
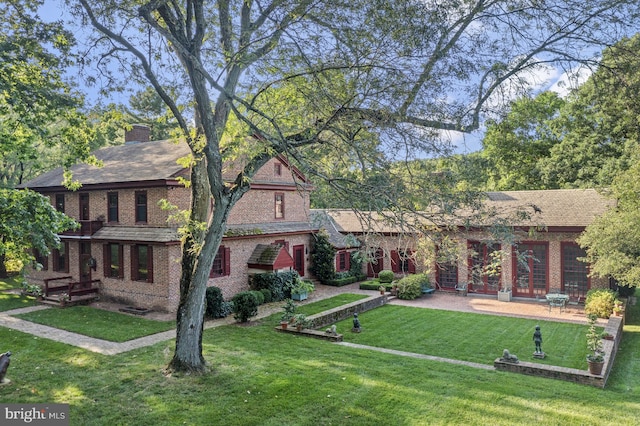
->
[[326, 275, 357, 286], [251, 271, 298, 301], [232, 291, 259, 322], [349, 251, 364, 278], [250, 290, 265, 305], [260, 288, 273, 304], [359, 281, 392, 291], [396, 274, 427, 300], [204, 286, 228, 319], [310, 230, 336, 283], [378, 270, 395, 284], [585, 288, 617, 318]]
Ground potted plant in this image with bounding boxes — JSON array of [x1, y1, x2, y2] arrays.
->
[[378, 285, 386, 295], [601, 331, 614, 341], [586, 314, 605, 375], [280, 299, 297, 329], [58, 292, 70, 306], [498, 285, 512, 302], [292, 313, 310, 331], [291, 279, 315, 301], [613, 300, 624, 316]]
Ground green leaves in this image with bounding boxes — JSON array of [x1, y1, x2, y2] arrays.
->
[[0, 189, 78, 264]]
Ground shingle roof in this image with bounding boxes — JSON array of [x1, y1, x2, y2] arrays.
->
[[482, 189, 614, 228], [224, 221, 318, 237], [21, 140, 191, 189], [247, 244, 285, 266], [315, 189, 614, 233], [91, 226, 180, 243]]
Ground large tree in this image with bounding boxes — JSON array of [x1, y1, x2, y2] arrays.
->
[[0, 0, 94, 188], [69, 0, 638, 373], [578, 147, 640, 287], [0, 189, 77, 278], [538, 34, 640, 188], [481, 91, 565, 190]]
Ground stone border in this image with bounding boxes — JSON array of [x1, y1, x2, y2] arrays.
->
[[494, 312, 624, 388], [306, 295, 388, 329]]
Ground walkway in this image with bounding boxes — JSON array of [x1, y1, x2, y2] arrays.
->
[[0, 284, 590, 356]]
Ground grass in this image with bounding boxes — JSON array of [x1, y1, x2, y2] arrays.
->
[[0, 276, 36, 312], [14, 306, 175, 342], [0, 292, 639, 424], [334, 305, 590, 368]]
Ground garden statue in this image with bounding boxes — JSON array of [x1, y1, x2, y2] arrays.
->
[[533, 325, 543, 354], [325, 325, 337, 336], [500, 349, 519, 363], [352, 313, 361, 333], [0, 351, 11, 383]]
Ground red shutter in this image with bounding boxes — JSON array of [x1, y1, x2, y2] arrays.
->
[[408, 250, 416, 274], [103, 244, 109, 277], [147, 245, 154, 283], [346, 251, 351, 271], [64, 242, 69, 273], [391, 250, 400, 273], [224, 246, 231, 276], [118, 245, 124, 278], [131, 245, 138, 281]]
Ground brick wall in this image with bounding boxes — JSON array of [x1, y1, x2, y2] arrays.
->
[[207, 233, 315, 300], [227, 188, 311, 224]]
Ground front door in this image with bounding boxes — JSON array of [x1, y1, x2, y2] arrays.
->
[[79, 242, 92, 283], [293, 245, 305, 277]]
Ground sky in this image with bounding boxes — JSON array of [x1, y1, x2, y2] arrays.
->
[[38, 1, 594, 155]]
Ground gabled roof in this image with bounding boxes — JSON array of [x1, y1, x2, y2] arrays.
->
[[247, 244, 294, 270], [21, 140, 191, 190], [309, 210, 360, 249]]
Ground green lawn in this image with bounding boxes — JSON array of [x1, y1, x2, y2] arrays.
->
[[0, 276, 36, 312], [14, 306, 175, 342], [335, 305, 591, 368], [0, 293, 638, 425]]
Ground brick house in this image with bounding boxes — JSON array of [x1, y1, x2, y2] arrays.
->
[[21, 126, 317, 312], [316, 189, 614, 301]]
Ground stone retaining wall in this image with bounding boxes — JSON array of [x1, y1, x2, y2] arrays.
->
[[306, 295, 388, 329], [494, 312, 624, 388]]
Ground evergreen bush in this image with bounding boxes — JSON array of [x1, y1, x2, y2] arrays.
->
[[232, 291, 259, 322], [260, 288, 273, 304], [311, 230, 336, 283], [204, 286, 228, 319], [378, 270, 395, 284], [251, 271, 298, 301]]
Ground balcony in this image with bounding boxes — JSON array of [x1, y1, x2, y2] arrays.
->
[[62, 220, 103, 236]]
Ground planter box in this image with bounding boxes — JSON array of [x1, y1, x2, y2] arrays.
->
[[291, 292, 308, 301], [498, 291, 512, 302]]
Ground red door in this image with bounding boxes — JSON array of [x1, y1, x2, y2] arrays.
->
[[293, 245, 305, 277]]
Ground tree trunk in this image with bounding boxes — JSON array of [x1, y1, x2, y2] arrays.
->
[[0, 253, 7, 279], [167, 158, 211, 374]]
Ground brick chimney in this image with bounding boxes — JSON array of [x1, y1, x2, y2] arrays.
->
[[124, 124, 151, 144]]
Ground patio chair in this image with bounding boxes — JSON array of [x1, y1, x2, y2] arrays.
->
[[548, 297, 566, 313]]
